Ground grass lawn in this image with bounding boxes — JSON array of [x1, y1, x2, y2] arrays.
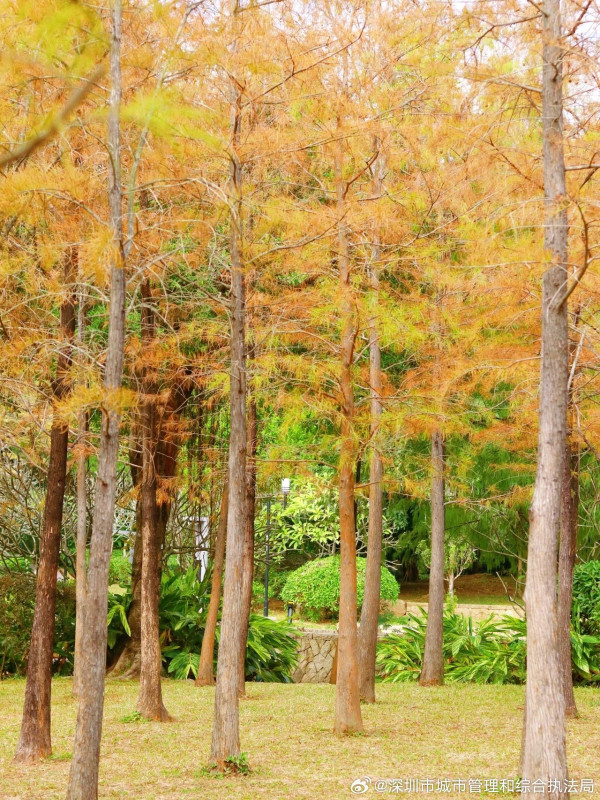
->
[[1, 679, 599, 799]]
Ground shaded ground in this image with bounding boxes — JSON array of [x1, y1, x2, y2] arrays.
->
[[1, 679, 598, 799], [399, 573, 523, 606]]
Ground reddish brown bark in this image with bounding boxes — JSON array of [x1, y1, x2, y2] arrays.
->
[[420, 430, 445, 687], [14, 249, 76, 763], [136, 282, 171, 721], [333, 133, 363, 736], [196, 483, 228, 687]]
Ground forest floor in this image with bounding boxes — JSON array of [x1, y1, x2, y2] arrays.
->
[[1, 679, 599, 799]]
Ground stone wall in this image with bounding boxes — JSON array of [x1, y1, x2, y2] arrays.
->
[[292, 630, 338, 683], [291, 601, 524, 684]]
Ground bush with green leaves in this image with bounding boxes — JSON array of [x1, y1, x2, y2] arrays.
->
[[281, 555, 399, 621], [377, 610, 600, 685], [0, 573, 75, 676], [572, 560, 600, 636], [166, 614, 298, 682]]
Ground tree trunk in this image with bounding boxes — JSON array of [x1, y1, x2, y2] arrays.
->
[[136, 282, 171, 721], [65, 4, 126, 797], [110, 392, 182, 679], [557, 440, 578, 719], [358, 146, 384, 705], [520, 0, 570, 793], [333, 133, 363, 736], [196, 483, 228, 687], [73, 285, 88, 699], [420, 430, 445, 687], [238, 396, 257, 697], [210, 61, 248, 765], [14, 249, 76, 763]]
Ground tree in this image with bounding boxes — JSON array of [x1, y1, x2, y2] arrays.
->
[[210, 0, 248, 766], [136, 281, 171, 721], [419, 430, 446, 686], [358, 146, 385, 704], [65, 0, 127, 795], [520, 0, 569, 792], [14, 248, 77, 762]]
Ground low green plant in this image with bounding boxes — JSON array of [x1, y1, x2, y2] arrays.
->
[[281, 556, 399, 621], [572, 560, 600, 636], [376, 610, 600, 685], [120, 710, 145, 724]]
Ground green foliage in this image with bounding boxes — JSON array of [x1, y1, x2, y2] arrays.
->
[[120, 710, 146, 724], [377, 610, 600, 685], [242, 615, 298, 683], [166, 614, 298, 683], [281, 556, 399, 621], [108, 550, 133, 586], [0, 573, 75, 676], [416, 536, 477, 587], [572, 560, 600, 636]]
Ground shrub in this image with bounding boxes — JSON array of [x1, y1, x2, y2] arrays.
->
[[281, 556, 399, 621], [166, 614, 298, 682], [377, 610, 600, 685], [572, 560, 600, 636], [0, 573, 75, 676], [242, 615, 298, 683]]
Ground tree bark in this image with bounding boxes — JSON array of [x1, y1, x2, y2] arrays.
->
[[520, 0, 570, 793], [110, 392, 182, 679], [73, 286, 88, 699], [238, 396, 257, 697], [333, 133, 363, 736], [557, 439, 578, 719], [136, 281, 171, 721], [14, 248, 76, 762], [65, 3, 126, 796], [196, 483, 228, 687], [210, 47, 248, 765], [420, 430, 445, 687], [358, 145, 384, 705]]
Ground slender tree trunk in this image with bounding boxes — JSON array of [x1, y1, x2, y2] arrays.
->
[[14, 249, 76, 763], [65, 4, 126, 796], [210, 50, 248, 765], [196, 483, 228, 687], [238, 396, 257, 697], [420, 430, 445, 687], [358, 145, 385, 705], [333, 133, 363, 736], [73, 285, 88, 699], [73, 409, 88, 698], [520, 0, 569, 793], [136, 283, 171, 721]]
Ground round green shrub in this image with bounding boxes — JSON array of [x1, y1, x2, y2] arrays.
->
[[281, 555, 399, 621]]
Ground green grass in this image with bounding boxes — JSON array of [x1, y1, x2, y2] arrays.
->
[[0, 679, 598, 799]]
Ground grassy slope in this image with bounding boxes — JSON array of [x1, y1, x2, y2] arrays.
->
[[1, 680, 599, 799]]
